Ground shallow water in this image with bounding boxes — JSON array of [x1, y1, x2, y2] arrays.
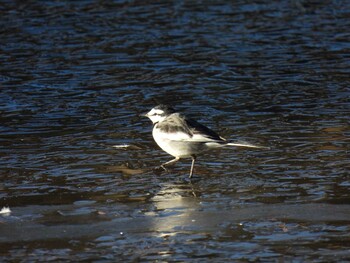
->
[[1, 0, 350, 262]]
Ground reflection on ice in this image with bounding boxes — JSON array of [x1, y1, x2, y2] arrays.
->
[[151, 183, 201, 236]]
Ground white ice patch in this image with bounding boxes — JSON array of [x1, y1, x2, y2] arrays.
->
[[0, 206, 11, 215], [113, 144, 130, 149]]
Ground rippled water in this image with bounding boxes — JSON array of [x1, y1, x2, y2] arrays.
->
[[1, 0, 350, 261]]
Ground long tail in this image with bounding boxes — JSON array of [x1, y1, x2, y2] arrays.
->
[[226, 142, 270, 149]]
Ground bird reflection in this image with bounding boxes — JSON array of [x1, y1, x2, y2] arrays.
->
[[150, 182, 201, 237]]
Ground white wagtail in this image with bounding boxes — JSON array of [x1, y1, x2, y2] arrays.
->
[[143, 104, 268, 178]]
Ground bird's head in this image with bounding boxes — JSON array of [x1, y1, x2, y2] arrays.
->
[[143, 104, 176, 124]]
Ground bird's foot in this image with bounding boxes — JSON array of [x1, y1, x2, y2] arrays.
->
[[153, 165, 168, 175], [159, 165, 169, 172]]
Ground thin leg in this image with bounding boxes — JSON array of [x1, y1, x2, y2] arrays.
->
[[189, 155, 196, 178], [160, 157, 180, 171]]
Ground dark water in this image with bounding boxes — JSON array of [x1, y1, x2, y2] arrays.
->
[[1, 0, 350, 261]]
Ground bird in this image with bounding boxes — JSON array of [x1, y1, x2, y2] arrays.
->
[[142, 104, 268, 178]]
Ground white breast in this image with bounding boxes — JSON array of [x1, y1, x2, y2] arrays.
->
[[152, 126, 196, 158]]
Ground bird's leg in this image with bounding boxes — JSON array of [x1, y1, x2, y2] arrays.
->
[[160, 157, 180, 171], [189, 155, 196, 178]]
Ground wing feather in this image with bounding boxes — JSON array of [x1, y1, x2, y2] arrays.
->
[[156, 113, 225, 143]]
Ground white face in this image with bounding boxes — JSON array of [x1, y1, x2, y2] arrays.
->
[[145, 108, 167, 124]]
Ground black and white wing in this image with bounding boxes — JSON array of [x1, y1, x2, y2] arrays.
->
[[156, 113, 225, 143]]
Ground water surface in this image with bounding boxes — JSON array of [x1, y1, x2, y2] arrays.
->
[[1, 0, 350, 262]]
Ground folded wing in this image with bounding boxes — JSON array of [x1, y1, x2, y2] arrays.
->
[[156, 113, 225, 143]]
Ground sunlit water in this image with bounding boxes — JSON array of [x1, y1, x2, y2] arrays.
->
[[1, 1, 349, 262]]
